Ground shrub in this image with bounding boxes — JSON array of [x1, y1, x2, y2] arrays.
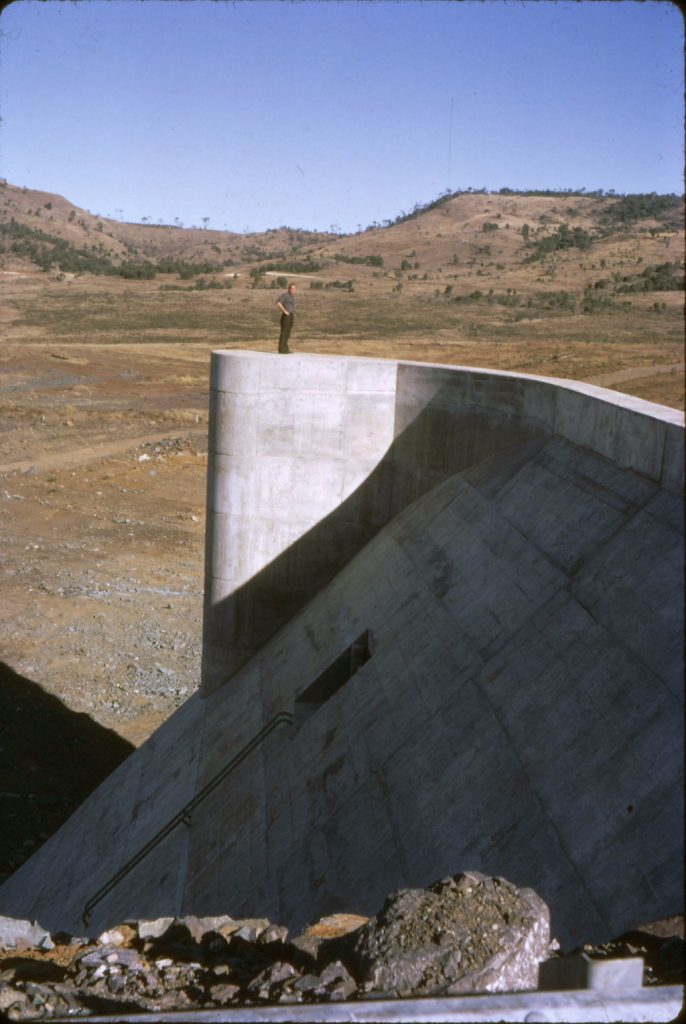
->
[[333, 253, 383, 267], [600, 193, 683, 228], [525, 223, 593, 261], [614, 262, 684, 293], [118, 261, 156, 279]]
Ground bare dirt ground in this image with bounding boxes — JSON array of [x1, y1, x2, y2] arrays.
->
[[1, 264, 683, 884], [1, 341, 210, 738], [0, 338, 211, 881]]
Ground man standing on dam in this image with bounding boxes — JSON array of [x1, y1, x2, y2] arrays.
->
[[276, 283, 296, 353]]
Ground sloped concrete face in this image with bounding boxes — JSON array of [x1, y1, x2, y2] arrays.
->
[[0, 355, 682, 951], [202, 353, 683, 694]]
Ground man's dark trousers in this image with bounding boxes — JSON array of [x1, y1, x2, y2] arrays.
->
[[279, 314, 294, 353]]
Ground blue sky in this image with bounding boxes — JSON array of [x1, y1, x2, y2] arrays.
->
[[0, 0, 683, 233]]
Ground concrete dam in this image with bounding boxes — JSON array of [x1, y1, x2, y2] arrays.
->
[[0, 351, 683, 951]]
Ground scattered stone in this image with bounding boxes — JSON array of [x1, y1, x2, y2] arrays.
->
[[97, 924, 136, 947], [290, 912, 368, 963], [306, 913, 369, 941], [294, 972, 323, 992], [232, 918, 272, 942], [208, 981, 241, 1002], [257, 923, 289, 944], [169, 914, 232, 945], [0, 916, 54, 951], [319, 960, 357, 1000], [247, 960, 298, 1000], [75, 943, 143, 971], [0, 986, 28, 1013], [137, 916, 174, 940], [289, 931, 322, 960]]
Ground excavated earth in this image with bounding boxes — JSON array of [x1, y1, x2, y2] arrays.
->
[[1, 342, 210, 883]]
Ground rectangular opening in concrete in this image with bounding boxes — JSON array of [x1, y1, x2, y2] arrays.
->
[[295, 630, 372, 727]]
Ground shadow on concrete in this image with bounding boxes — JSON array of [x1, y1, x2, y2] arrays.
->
[[0, 660, 134, 883], [204, 388, 547, 688]]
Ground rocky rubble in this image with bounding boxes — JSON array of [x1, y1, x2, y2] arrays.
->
[[0, 873, 683, 1020], [345, 872, 551, 996]]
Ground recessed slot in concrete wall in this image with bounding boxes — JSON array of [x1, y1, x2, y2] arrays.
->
[[295, 630, 372, 727]]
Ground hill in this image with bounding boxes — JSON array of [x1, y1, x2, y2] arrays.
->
[[2, 181, 683, 410], [0, 180, 330, 275], [1, 180, 683, 292]]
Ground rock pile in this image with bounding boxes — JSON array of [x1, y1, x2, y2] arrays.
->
[[0, 911, 358, 1020], [346, 872, 551, 996], [0, 872, 682, 1020]]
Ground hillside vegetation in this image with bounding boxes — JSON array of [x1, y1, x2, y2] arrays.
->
[[1, 180, 682, 282], [1, 180, 683, 408]]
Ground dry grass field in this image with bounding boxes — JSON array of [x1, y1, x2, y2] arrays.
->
[[0, 183, 683, 880]]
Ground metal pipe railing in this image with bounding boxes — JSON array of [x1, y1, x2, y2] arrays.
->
[[82, 711, 293, 926]]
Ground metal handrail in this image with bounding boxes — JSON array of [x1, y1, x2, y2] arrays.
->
[[82, 710, 293, 926]]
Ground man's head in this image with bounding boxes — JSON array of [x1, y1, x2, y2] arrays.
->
[[288, 283, 296, 294]]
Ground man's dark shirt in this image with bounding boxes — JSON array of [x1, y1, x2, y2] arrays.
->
[[279, 291, 296, 315]]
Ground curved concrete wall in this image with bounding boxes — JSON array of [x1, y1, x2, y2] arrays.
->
[[1, 352, 682, 952], [203, 352, 683, 693]]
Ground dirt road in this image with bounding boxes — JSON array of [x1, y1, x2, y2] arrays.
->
[[0, 428, 207, 475], [589, 361, 685, 390]]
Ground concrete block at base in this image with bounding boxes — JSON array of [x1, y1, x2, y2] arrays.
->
[[538, 954, 645, 992]]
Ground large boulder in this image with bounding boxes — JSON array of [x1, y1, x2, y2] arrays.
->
[[345, 871, 551, 995]]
